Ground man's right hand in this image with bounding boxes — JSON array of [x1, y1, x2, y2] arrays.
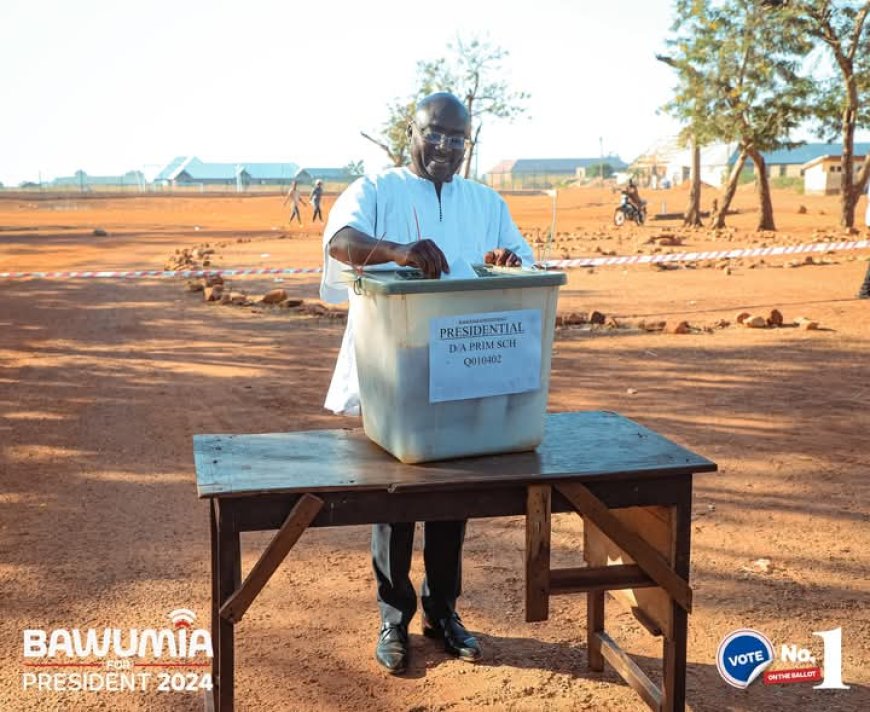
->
[[394, 239, 450, 279]]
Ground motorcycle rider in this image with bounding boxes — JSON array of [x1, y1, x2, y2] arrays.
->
[[621, 178, 645, 217]]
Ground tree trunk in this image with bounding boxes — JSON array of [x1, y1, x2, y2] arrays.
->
[[851, 157, 870, 218], [840, 105, 857, 228], [684, 139, 703, 227], [712, 149, 748, 228], [463, 123, 482, 179], [746, 147, 775, 231]]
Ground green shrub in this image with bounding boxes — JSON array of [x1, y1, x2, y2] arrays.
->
[[772, 176, 803, 192]]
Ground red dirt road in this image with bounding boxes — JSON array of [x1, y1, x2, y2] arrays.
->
[[0, 187, 868, 711]]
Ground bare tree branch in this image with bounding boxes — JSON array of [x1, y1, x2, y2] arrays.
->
[[360, 131, 398, 166]]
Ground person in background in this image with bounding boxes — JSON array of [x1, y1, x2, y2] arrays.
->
[[623, 178, 644, 215], [282, 179, 306, 225], [310, 179, 324, 222], [318, 91, 532, 675]]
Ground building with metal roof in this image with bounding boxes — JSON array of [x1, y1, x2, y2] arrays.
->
[[50, 169, 145, 190], [245, 163, 301, 183], [629, 138, 870, 188], [153, 157, 300, 187], [294, 167, 356, 185], [483, 157, 628, 189], [802, 151, 868, 194], [152, 157, 188, 183], [750, 142, 870, 179], [632, 139, 739, 188]]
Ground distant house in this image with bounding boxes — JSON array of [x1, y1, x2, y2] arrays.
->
[[244, 163, 301, 186], [153, 157, 299, 188], [631, 137, 737, 188], [629, 139, 870, 188], [50, 169, 145, 190], [802, 153, 868, 195], [483, 157, 628, 190], [294, 167, 356, 188], [153, 157, 243, 187], [746, 143, 870, 179], [152, 156, 189, 184]]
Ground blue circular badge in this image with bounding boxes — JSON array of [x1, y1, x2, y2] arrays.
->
[[716, 629, 774, 689]]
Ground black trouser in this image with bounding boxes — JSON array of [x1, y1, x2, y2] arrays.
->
[[859, 262, 870, 298], [312, 205, 323, 222], [289, 205, 301, 223], [371, 520, 466, 626]]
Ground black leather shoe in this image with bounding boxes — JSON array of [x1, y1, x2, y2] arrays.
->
[[375, 623, 409, 674], [422, 612, 481, 662]]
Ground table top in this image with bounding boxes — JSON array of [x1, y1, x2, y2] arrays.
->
[[193, 411, 716, 498]]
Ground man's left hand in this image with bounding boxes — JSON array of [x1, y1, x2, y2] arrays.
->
[[484, 248, 522, 267]]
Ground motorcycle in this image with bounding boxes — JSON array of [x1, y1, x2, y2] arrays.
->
[[613, 193, 647, 226]]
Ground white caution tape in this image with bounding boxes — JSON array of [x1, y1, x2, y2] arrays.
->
[[0, 240, 866, 280], [540, 239, 869, 269], [0, 267, 323, 280]]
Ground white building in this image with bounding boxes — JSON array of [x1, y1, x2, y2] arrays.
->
[[802, 154, 867, 195], [631, 136, 738, 188]]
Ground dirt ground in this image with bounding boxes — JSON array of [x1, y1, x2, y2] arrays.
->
[[0, 184, 868, 712]]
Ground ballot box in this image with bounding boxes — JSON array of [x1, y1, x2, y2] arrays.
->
[[346, 265, 566, 463]]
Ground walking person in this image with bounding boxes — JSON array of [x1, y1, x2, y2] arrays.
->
[[310, 179, 324, 222], [318, 91, 532, 675], [282, 180, 306, 225]]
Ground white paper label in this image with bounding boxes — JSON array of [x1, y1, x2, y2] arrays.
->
[[428, 309, 542, 403]]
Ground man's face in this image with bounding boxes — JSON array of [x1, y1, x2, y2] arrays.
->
[[409, 99, 469, 184]]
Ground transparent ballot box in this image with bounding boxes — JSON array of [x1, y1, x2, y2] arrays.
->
[[346, 266, 566, 463]]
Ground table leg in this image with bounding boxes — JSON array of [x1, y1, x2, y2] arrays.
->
[[215, 500, 241, 712], [525, 485, 551, 622], [209, 500, 219, 709], [587, 589, 605, 671], [661, 479, 692, 712]]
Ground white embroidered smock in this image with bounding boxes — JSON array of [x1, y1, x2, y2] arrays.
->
[[319, 167, 534, 415]]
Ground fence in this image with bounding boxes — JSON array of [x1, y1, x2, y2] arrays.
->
[[483, 170, 583, 190], [2, 179, 358, 196]]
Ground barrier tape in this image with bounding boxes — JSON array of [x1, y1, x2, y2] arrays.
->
[[0, 267, 323, 280], [540, 239, 869, 269], [0, 239, 867, 280]]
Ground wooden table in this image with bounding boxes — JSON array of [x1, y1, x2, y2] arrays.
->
[[193, 410, 716, 712]]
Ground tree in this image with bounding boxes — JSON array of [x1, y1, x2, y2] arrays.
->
[[585, 164, 615, 180], [362, 36, 530, 178], [784, 1, 870, 228], [654, 53, 708, 227], [344, 160, 365, 177], [361, 98, 416, 168], [416, 36, 530, 178], [660, 0, 814, 230]]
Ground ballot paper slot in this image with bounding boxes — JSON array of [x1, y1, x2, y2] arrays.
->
[[395, 266, 511, 280]]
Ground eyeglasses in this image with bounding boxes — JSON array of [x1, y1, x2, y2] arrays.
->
[[412, 123, 469, 150]]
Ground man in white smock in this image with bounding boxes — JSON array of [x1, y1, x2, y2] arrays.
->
[[320, 92, 533, 674]]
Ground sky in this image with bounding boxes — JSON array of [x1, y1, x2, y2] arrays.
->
[[0, 0, 857, 186]]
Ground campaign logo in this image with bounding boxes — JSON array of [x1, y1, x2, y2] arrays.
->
[[21, 609, 213, 694], [716, 629, 774, 689], [716, 627, 850, 691]]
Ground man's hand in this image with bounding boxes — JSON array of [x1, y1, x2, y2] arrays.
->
[[395, 239, 450, 279], [484, 248, 522, 267]]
